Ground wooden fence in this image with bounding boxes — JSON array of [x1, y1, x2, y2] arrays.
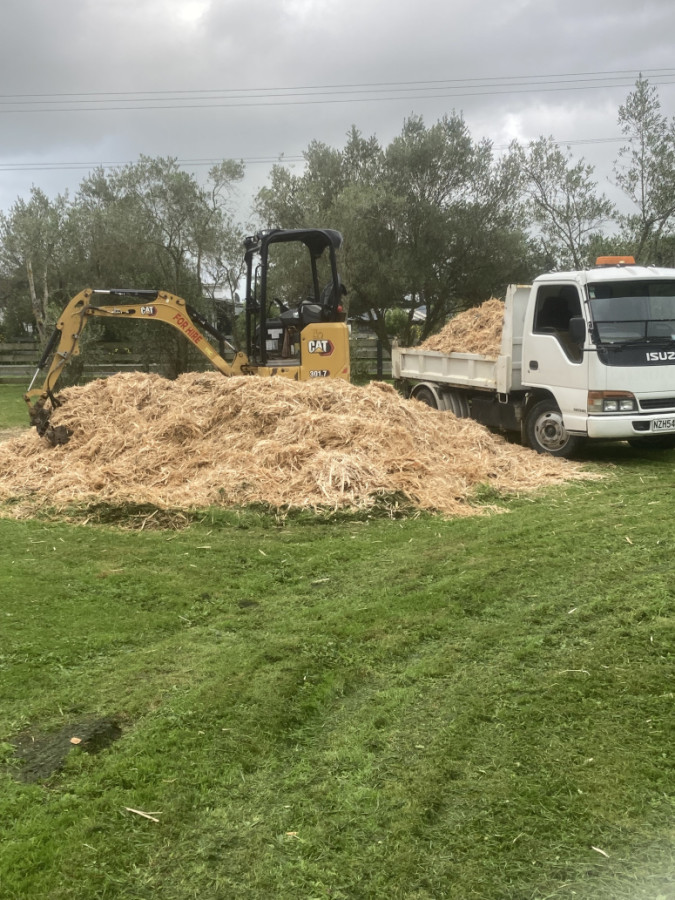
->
[[0, 331, 392, 383], [350, 331, 392, 378], [0, 342, 43, 381], [0, 342, 158, 383]]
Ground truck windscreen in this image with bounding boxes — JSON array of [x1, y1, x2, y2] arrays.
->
[[588, 280, 675, 344]]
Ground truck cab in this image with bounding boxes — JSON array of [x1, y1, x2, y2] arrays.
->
[[522, 257, 675, 453]]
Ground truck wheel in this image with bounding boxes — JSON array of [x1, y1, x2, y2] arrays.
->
[[413, 386, 439, 409], [628, 435, 675, 450], [526, 400, 581, 457], [444, 390, 470, 418]]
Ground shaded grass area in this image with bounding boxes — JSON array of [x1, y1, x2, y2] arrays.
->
[[0, 445, 674, 898]]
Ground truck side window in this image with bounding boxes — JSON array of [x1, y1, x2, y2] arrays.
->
[[533, 285, 583, 362]]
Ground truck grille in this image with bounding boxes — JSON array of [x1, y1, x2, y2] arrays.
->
[[639, 397, 675, 411]]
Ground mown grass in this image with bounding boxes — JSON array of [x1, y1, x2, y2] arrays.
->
[[0, 384, 29, 429], [0, 439, 674, 899]]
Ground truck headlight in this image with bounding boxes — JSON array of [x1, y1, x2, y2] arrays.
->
[[587, 391, 637, 413]]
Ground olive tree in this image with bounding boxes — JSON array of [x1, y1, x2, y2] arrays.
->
[[256, 116, 531, 349], [614, 77, 675, 264], [0, 188, 72, 341], [517, 137, 615, 270], [0, 157, 246, 378]]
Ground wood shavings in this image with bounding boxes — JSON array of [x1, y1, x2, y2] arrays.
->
[[0, 372, 594, 519], [420, 298, 505, 358], [124, 808, 161, 823]]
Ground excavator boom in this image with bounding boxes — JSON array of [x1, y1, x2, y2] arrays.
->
[[25, 289, 247, 442]]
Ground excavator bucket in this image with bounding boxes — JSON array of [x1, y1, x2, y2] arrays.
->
[[27, 395, 71, 446]]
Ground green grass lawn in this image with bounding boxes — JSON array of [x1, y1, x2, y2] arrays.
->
[[0, 438, 674, 898], [0, 384, 30, 429]]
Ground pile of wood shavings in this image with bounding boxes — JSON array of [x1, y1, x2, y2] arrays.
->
[[0, 372, 592, 518], [420, 298, 505, 357]]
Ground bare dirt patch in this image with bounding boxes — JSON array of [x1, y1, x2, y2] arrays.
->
[[9, 718, 123, 782]]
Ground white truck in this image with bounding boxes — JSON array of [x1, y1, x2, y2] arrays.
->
[[392, 256, 675, 456]]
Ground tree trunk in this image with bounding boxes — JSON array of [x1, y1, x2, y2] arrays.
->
[[26, 259, 47, 343]]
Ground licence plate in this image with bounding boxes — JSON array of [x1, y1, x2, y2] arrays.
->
[[652, 417, 675, 432]]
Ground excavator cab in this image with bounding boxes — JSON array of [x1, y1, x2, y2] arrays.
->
[[243, 228, 348, 371]]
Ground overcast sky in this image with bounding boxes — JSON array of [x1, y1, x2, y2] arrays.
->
[[2, 0, 675, 222]]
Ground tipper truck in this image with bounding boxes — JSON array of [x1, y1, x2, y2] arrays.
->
[[392, 256, 675, 457]]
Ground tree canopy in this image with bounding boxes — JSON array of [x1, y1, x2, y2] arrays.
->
[[257, 116, 533, 347], [2, 78, 675, 352], [0, 157, 245, 373]]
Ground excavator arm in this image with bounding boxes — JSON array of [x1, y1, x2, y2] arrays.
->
[[25, 288, 247, 441]]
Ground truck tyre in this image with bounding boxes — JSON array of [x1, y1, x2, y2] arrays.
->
[[526, 400, 582, 457], [444, 390, 470, 418], [413, 386, 439, 409], [628, 435, 675, 450]]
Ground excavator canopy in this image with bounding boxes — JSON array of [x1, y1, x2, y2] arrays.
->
[[243, 228, 343, 259]]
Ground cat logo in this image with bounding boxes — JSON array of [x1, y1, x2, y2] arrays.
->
[[307, 339, 334, 356], [140, 305, 157, 316]]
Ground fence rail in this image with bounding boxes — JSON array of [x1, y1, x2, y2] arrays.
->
[[351, 332, 392, 378], [0, 331, 392, 382]]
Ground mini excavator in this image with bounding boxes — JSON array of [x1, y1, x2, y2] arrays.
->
[[25, 228, 350, 444]]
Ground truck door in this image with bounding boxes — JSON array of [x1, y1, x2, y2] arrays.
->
[[523, 283, 589, 432]]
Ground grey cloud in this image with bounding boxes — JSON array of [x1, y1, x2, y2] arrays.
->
[[0, 0, 673, 214]]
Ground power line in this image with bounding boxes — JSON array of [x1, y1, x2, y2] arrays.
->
[[0, 66, 660, 176], [0, 138, 635, 174], [0, 155, 306, 173], [3, 82, 674, 113], [1, 67, 674, 101], [0, 69, 674, 114]]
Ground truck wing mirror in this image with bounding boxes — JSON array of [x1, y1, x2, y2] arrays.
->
[[569, 316, 586, 344]]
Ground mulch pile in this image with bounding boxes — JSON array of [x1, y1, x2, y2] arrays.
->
[[0, 372, 593, 519], [420, 298, 505, 357]]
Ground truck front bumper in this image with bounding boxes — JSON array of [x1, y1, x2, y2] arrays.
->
[[586, 414, 675, 439]]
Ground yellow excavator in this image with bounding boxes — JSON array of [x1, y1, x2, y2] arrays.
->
[[25, 228, 350, 443]]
